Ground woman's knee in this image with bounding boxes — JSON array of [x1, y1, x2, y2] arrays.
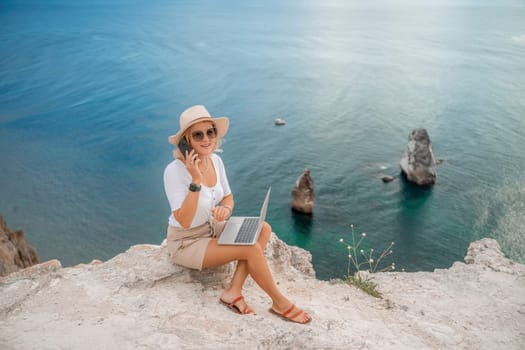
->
[[233, 243, 263, 260], [255, 222, 272, 252], [260, 222, 272, 241]]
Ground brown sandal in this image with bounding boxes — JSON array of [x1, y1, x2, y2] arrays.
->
[[270, 304, 312, 324], [220, 296, 255, 315]]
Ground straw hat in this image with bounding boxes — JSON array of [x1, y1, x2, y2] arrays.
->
[[168, 105, 229, 146]]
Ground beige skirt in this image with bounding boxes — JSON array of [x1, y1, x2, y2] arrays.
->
[[166, 221, 226, 270]]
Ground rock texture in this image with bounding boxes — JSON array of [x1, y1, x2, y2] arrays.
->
[[0, 216, 39, 276], [1, 236, 524, 350], [291, 168, 315, 214], [400, 128, 437, 186]]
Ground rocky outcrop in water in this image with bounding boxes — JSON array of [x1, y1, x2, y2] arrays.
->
[[291, 168, 314, 214], [0, 216, 39, 276], [1, 234, 524, 349], [400, 128, 437, 186], [381, 175, 396, 183]]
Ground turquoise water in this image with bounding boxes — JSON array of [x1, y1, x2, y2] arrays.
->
[[1, 0, 524, 279]]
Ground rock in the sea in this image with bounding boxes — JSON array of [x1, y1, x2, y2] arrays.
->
[[381, 175, 396, 183], [399, 128, 437, 186], [0, 216, 39, 276], [291, 168, 314, 215]]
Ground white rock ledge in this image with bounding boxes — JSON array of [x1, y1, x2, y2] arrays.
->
[[0, 235, 524, 350]]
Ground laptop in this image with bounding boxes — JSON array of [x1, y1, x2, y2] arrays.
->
[[218, 187, 271, 245]]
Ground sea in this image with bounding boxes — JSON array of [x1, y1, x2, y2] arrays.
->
[[1, 0, 524, 280]]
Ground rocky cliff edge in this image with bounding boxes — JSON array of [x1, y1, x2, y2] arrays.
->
[[1, 235, 524, 350]]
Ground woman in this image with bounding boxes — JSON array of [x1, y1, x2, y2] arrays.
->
[[164, 105, 311, 324]]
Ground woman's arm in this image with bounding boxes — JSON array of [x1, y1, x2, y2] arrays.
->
[[171, 150, 204, 228], [173, 191, 200, 228], [212, 193, 234, 222]]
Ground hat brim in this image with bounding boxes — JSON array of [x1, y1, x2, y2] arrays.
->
[[168, 116, 229, 146]]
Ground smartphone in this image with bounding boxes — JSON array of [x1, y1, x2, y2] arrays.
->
[[178, 138, 193, 159]]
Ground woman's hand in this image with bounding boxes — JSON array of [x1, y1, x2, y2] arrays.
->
[[211, 205, 232, 222], [184, 149, 202, 184]]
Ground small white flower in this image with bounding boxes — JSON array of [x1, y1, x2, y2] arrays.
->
[[347, 245, 352, 250], [348, 254, 352, 259], [389, 250, 393, 254], [370, 248, 374, 252], [391, 265, 395, 270], [339, 238, 344, 243], [360, 249, 364, 254], [361, 232, 367, 237], [369, 258, 374, 263], [350, 224, 354, 228]]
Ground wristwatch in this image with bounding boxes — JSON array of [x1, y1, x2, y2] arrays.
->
[[189, 183, 201, 192]]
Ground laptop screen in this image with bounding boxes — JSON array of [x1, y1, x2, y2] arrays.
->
[[259, 187, 271, 223]]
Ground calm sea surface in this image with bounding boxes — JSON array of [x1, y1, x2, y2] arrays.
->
[[1, 0, 524, 279]]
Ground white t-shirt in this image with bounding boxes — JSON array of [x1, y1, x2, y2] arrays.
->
[[163, 153, 232, 228]]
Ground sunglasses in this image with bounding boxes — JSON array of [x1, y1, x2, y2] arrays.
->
[[190, 127, 217, 141]]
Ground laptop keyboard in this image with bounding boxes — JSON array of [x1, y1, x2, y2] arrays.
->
[[235, 218, 260, 243]]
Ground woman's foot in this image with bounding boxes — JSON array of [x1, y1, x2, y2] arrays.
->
[[219, 291, 255, 315], [270, 303, 312, 324]]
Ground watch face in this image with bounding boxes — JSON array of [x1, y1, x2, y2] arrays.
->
[[189, 183, 201, 192]]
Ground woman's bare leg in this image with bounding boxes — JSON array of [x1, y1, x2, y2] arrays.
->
[[225, 222, 272, 296], [203, 239, 286, 305], [217, 223, 272, 314], [203, 225, 311, 323]]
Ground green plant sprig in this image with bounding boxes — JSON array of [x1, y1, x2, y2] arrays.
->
[[338, 224, 396, 298]]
